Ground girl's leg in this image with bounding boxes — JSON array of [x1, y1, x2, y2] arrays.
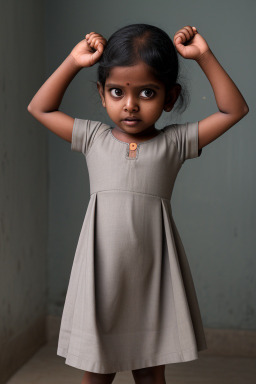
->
[[132, 365, 166, 384], [81, 371, 116, 384]]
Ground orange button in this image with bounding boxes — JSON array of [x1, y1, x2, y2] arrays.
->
[[129, 142, 137, 150]]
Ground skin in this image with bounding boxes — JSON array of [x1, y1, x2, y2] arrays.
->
[[97, 61, 180, 143], [27, 26, 249, 384], [27, 27, 249, 151]]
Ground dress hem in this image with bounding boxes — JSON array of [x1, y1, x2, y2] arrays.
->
[[57, 345, 200, 374]]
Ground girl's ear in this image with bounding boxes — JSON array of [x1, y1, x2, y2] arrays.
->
[[164, 84, 181, 112], [97, 81, 106, 108]]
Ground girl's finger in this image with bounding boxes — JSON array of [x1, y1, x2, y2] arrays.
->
[[174, 25, 197, 44], [100, 37, 107, 46], [174, 28, 189, 42], [87, 36, 98, 45], [175, 36, 182, 44], [89, 38, 102, 50], [95, 39, 106, 49], [94, 40, 102, 51], [174, 32, 186, 44], [89, 37, 104, 48], [96, 42, 104, 53], [91, 36, 103, 46], [85, 32, 95, 41], [179, 28, 190, 40], [173, 37, 187, 56], [90, 43, 104, 65], [86, 32, 102, 44], [183, 26, 194, 38], [86, 33, 97, 44], [86, 32, 96, 38], [89, 37, 107, 51]]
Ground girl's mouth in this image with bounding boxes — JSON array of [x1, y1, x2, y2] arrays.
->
[[122, 119, 141, 126]]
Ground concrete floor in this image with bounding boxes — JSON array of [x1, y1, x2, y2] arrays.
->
[[6, 338, 256, 384]]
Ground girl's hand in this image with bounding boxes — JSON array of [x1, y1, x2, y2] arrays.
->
[[70, 32, 107, 68], [173, 26, 210, 61]]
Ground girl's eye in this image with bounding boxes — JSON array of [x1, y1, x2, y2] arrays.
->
[[109, 88, 155, 99], [110, 88, 123, 98], [140, 89, 155, 98]]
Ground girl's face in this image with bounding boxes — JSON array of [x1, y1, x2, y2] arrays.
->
[[97, 61, 179, 136]]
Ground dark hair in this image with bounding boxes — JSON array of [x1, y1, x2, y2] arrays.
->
[[97, 23, 189, 115]]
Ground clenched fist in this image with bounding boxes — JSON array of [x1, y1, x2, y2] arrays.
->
[[70, 32, 107, 68], [173, 26, 210, 61]]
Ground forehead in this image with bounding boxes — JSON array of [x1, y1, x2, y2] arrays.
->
[[106, 61, 162, 86]]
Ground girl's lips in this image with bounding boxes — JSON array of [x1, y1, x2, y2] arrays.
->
[[122, 119, 141, 126]]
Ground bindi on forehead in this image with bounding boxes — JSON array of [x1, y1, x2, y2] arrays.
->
[[126, 82, 130, 86]]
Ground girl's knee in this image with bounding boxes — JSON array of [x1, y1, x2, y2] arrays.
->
[[81, 371, 116, 384]]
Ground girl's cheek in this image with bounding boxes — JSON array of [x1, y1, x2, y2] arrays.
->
[[108, 105, 119, 113]]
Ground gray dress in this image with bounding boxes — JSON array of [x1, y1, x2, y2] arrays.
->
[[57, 118, 207, 374]]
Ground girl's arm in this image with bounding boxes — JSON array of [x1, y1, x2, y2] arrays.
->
[[195, 49, 249, 150], [173, 26, 249, 151], [27, 33, 107, 143]]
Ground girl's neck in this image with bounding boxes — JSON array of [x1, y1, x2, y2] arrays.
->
[[112, 125, 160, 143]]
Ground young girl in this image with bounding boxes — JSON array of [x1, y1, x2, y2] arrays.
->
[[28, 23, 249, 383]]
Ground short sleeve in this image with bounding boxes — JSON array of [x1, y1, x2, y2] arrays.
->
[[163, 121, 202, 163], [71, 118, 111, 156]]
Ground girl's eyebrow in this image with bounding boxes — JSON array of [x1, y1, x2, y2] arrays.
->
[[105, 83, 161, 90]]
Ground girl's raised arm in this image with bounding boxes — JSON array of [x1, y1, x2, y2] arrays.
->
[[173, 26, 249, 151], [27, 33, 107, 143]]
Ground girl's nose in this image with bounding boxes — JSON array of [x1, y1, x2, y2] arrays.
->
[[123, 97, 139, 112]]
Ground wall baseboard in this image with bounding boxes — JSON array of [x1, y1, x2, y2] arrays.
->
[[0, 316, 46, 384], [202, 327, 256, 358]]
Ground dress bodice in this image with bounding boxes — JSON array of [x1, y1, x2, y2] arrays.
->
[[71, 119, 202, 201]]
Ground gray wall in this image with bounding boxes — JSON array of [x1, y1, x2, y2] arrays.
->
[[45, 0, 255, 329], [0, 1, 48, 382]]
